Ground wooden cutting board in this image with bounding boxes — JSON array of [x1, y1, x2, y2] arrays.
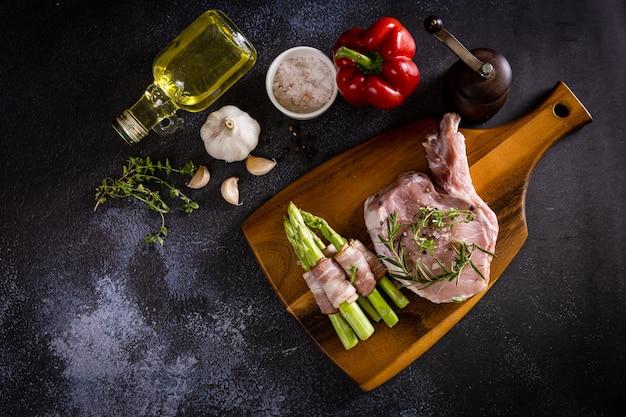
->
[[242, 81, 592, 391]]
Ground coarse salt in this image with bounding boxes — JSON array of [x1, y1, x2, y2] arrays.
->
[[273, 56, 334, 114]]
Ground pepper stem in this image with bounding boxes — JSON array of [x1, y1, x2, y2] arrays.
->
[[334, 46, 383, 75]]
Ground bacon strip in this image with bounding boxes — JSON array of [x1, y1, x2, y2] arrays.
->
[[302, 271, 338, 314], [351, 239, 387, 281], [334, 240, 377, 297], [302, 257, 358, 308], [322, 244, 337, 258]]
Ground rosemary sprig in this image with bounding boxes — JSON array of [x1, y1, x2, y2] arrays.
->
[[94, 156, 200, 245], [377, 208, 493, 290]]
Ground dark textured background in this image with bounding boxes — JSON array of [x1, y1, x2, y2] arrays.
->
[[1, 0, 624, 416]]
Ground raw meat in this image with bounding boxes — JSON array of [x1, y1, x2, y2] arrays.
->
[[334, 240, 378, 296], [302, 269, 338, 315], [363, 113, 498, 303], [352, 239, 387, 281], [302, 257, 359, 309]]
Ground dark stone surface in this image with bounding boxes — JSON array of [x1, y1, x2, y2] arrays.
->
[[1, 0, 624, 416]]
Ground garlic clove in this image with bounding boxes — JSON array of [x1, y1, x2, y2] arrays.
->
[[186, 165, 211, 189], [245, 155, 277, 176], [221, 177, 242, 206]]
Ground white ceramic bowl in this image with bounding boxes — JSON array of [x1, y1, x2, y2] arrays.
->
[[265, 46, 338, 120]]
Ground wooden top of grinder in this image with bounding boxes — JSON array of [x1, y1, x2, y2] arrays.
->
[[425, 16, 512, 122]]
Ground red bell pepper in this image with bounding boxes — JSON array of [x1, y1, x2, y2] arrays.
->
[[333, 17, 420, 110]]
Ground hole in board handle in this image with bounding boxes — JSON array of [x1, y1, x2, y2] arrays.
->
[[553, 103, 570, 118]]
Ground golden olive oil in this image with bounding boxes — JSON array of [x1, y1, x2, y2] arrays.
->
[[114, 10, 257, 144]]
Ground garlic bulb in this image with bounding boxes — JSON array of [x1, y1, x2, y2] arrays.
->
[[221, 177, 242, 206], [245, 155, 277, 176], [186, 165, 210, 189], [200, 105, 260, 163]]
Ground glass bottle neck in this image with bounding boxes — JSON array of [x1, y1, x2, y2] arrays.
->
[[112, 83, 179, 145]]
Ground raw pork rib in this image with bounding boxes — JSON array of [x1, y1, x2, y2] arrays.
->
[[364, 113, 499, 303]]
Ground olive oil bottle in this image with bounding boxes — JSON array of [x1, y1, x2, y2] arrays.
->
[[113, 10, 257, 144]]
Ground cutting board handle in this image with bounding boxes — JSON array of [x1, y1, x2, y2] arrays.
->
[[518, 81, 593, 131], [501, 80, 592, 149], [467, 81, 593, 166], [467, 81, 592, 266]]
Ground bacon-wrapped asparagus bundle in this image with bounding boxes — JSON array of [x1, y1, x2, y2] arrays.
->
[[284, 203, 374, 347], [299, 209, 401, 327], [322, 242, 381, 322], [351, 239, 410, 309], [324, 240, 409, 310]]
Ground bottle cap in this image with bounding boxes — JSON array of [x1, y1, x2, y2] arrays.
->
[[112, 110, 149, 145]]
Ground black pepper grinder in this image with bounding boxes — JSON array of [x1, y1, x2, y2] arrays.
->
[[424, 16, 512, 122]]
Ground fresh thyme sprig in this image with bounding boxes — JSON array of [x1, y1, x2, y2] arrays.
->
[[94, 156, 200, 245], [377, 208, 494, 290]]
